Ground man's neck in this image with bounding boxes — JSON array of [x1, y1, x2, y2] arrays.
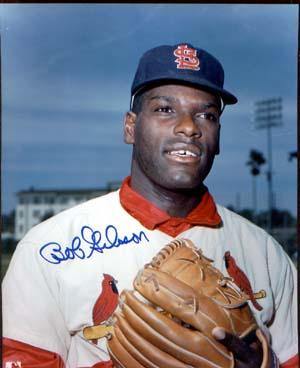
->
[[130, 172, 205, 218]]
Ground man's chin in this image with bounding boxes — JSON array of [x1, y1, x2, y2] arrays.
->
[[157, 173, 205, 192]]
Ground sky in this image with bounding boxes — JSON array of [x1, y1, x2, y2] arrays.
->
[[1, 4, 298, 215]]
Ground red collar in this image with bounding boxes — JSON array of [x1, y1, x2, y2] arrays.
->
[[119, 177, 222, 237]]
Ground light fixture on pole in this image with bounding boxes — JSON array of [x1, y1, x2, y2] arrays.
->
[[253, 98, 282, 232]]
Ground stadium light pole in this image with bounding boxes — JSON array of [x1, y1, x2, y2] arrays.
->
[[254, 98, 282, 233]]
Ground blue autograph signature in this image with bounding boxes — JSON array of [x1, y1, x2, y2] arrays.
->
[[39, 225, 149, 265]]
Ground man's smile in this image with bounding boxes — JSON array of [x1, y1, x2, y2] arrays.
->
[[167, 149, 199, 157], [164, 143, 202, 163]]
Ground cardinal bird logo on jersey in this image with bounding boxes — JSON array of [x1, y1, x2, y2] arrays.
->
[[93, 273, 119, 324], [83, 273, 119, 344], [224, 251, 266, 311]]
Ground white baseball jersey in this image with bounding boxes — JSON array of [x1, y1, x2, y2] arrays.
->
[[3, 190, 298, 367]]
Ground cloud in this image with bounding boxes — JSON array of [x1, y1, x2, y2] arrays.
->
[[1, 4, 297, 215]]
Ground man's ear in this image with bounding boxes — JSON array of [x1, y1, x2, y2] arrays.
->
[[124, 111, 137, 144], [215, 124, 221, 155]]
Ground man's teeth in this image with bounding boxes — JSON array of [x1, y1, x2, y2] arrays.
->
[[169, 150, 198, 157]]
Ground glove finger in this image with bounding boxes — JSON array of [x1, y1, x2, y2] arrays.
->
[[256, 329, 275, 368], [144, 243, 257, 338], [134, 268, 234, 334], [121, 290, 233, 368], [115, 313, 189, 368], [213, 327, 260, 365], [107, 326, 146, 368]]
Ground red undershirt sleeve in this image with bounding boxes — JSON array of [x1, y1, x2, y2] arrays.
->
[[3, 338, 114, 368], [3, 338, 65, 368], [280, 354, 299, 368]]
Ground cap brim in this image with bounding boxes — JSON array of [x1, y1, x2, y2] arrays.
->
[[132, 76, 238, 105]]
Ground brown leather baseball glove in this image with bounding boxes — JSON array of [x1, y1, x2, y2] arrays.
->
[[106, 239, 271, 368]]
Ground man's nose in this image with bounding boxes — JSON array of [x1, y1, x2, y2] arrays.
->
[[173, 113, 201, 138]]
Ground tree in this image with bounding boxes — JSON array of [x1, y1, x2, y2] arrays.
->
[[246, 150, 266, 217], [41, 211, 54, 222], [288, 151, 297, 162], [2, 210, 17, 254], [256, 209, 296, 228], [2, 210, 15, 234]]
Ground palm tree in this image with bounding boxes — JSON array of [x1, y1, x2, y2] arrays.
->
[[288, 151, 297, 162], [246, 150, 266, 219]]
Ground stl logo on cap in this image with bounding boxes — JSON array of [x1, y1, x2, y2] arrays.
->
[[173, 44, 200, 71]]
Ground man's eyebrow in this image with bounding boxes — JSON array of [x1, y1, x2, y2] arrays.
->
[[149, 96, 220, 111], [200, 102, 220, 111], [149, 95, 177, 103]]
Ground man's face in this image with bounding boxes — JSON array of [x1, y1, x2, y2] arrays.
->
[[124, 84, 221, 191]]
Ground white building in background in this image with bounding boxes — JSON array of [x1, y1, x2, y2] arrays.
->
[[14, 183, 121, 241]]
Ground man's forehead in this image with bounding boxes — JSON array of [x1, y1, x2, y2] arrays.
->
[[144, 84, 222, 108]]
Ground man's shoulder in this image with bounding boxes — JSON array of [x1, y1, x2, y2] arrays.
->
[[43, 189, 120, 221], [214, 205, 286, 266], [21, 190, 122, 243], [216, 204, 268, 238]]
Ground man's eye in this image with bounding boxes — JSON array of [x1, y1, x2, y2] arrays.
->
[[197, 112, 218, 122], [155, 106, 173, 113]]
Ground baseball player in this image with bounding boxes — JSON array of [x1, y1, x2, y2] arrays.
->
[[3, 43, 298, 368]]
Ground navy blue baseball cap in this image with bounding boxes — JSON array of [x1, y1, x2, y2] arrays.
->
[[131, 43, 237, 108]]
